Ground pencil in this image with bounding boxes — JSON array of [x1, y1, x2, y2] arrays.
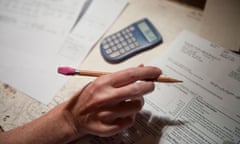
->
[[58, 66, 183, 83]]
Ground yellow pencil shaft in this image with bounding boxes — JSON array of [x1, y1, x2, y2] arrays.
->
[[78, 70, 182, 83]]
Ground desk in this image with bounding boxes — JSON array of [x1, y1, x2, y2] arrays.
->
[[0, 0, 239, 139]]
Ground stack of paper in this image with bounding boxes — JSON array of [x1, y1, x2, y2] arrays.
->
[[0, 0, 128, 104]]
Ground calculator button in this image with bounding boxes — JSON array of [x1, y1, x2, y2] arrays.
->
[[125, 34, 129, 39], [127, 39, 132, 43], [114, 39, 119, 44], [109, 42, 114, 46], [130, 43, 136, 49], [106, 49, 112, 54], [122, 41, 127, 46], [112, 46, 117, 51], [131, 37, 136, 42], [124, 46, 130, 51], [129, 26, 135, 31], [125, 29, 130, 33], [134, 42, 139, 46], [103, 44, 109, 49], [107, 37, 112, 42], [119, 37, 124, 42], [117, 44, 122, 49], [120, 49, 125, 54], [110, 51, 120, 58], [128, 33, 133, 37], [116, 33, 121, 37]]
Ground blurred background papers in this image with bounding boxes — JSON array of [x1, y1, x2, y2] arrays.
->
[[0, 0, 128, 104]]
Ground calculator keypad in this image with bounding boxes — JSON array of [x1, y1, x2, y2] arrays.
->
[[102, 26, 139, 58]]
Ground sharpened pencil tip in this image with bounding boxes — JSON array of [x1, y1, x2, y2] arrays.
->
[[156, 77, 183, 83]]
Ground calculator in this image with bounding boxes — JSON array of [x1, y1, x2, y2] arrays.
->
[[100, 18, 163, 63]]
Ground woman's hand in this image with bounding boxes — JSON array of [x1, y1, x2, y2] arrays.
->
[[63, 66, 162, 138], [0, 66, 161, 144]]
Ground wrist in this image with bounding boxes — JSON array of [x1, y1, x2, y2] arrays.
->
[[0, 102, 84, 144], [33, 103, 80, 144], [46, 102, 86, 143]]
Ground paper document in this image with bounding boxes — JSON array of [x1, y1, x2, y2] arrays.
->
[[145, 30, 240, 144], [59, 0, 128, 63], [0, 0, 128, 104], [75, 31, 240, 144], [0, 0, 87, 105]]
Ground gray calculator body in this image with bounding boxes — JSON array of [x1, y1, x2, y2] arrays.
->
[[100, 18, 163, 63]]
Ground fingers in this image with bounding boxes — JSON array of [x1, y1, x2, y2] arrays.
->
[[80, 66, 160, 108], [91, 97, 144, 137], [110, 81, 154, 102], [90, 115, 136, 137], [63, 66, 162, 138], [97, 97, 144, 122], [79, 96, 144, 137], [108, 66, 162, 87], [88, 99, 142, 137], [85, 80, 153, 108]]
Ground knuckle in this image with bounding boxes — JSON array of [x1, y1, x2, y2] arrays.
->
[[86, 84, 105, 107], [131, 82, 154, 96], [140, 81, 155, 93], [91, 79, 105, 91], [88, 79, 115, 106], [124, 68, 138, 80], [128, 72, 138, 80]]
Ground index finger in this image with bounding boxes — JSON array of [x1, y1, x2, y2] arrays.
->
[[108, 66, 162, 87]]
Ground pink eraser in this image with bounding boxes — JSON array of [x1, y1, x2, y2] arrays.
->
[[57, 66, 76, 75]]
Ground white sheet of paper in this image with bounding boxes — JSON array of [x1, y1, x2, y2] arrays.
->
[[59, 0, 128, 63], [144, 30, 240, 143], [0, 0, 128, 104]]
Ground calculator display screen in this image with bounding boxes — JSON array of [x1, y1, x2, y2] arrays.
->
[[138, 21, 158, 42]]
